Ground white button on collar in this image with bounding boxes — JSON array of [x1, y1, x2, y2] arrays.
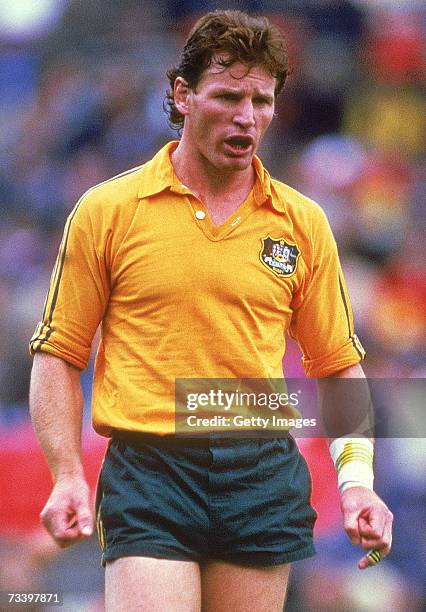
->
[[195, 210, 206, 220]]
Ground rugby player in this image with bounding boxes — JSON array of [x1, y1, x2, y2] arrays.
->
[[29, 11, 393, 611]]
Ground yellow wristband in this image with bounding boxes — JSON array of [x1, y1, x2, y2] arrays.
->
[[329, 437, 374, 494]]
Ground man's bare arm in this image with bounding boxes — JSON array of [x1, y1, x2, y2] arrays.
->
[[29, 352, 93, 547], [318, 363, 393, 569]]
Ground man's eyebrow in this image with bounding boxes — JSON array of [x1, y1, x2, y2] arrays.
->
[[212, 87, 242, 95], [253, 92, 274, 102], [211, 87, 274, 101]]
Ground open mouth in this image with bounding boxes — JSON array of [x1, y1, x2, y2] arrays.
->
[[224, 135, 253, 152]]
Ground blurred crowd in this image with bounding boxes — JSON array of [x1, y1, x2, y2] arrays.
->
[[0, 0, 424, 610]]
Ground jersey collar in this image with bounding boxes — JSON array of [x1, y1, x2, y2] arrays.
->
[[252, 156, 287, 214], [137, 140, 286, 215]]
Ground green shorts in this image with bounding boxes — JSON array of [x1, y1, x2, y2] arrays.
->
[[96, 433, 316, 566]]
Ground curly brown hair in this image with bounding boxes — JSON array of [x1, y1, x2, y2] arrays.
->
[[164, 10, 290, 130]]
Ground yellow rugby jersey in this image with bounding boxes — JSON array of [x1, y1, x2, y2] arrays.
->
[[30, 141, 365, 436]]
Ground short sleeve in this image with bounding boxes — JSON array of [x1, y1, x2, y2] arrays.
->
[[289, 207, 365, 377], [29, 193, 110, 369]]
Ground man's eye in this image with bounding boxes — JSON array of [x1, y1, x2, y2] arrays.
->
[[218, 94, 238, 101], [253, 98, 270, 105]]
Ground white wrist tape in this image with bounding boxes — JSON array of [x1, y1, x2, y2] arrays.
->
[[329, 437, 374, 494]]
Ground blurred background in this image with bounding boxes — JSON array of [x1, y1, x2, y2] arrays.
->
[[0, 0, 424, 610]]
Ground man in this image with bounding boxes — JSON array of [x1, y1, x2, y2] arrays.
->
[[29, 11, 393, 612]]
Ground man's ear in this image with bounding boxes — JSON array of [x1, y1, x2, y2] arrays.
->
[[174, 77, 191, 116]]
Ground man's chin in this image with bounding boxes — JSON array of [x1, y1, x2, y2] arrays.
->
[[201, 149, 254, 173], [218, 153, 253, 172]]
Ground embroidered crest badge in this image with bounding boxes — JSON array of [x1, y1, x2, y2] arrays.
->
[[260, 236, 300, 277]]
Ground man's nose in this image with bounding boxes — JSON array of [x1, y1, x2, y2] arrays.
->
[[233, 100, 255, 128]]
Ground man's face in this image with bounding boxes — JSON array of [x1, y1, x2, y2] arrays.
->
[[181, 56, 276, 172]]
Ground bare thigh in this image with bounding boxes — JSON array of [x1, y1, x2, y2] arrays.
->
[[200, 560, 291, 612], [105, 556, 201, 612]]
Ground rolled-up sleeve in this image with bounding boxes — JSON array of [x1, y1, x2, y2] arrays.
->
[[289, 206, 365, 377], [30, 192, 110, 370]]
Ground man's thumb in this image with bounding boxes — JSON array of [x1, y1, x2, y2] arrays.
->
[[77, 503, 94, 536], [80, 524, 93, 536]]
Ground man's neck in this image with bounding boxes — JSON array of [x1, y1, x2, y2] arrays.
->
[[171, 140, 255, 223]]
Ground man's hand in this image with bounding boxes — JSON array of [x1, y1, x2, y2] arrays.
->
[[40, 477, 94, 548], [340, 486, 393, 569]]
